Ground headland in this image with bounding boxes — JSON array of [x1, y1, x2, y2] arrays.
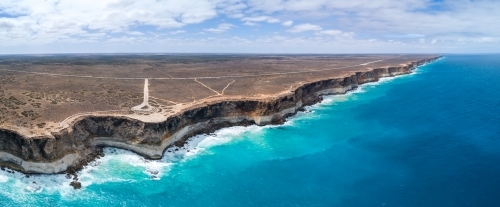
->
[[0, 54, 441, 175]]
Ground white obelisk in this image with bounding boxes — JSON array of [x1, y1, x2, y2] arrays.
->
[[143, 79, 149, 104]]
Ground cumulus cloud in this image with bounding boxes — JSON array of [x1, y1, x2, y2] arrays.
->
[[0, 0, 219, 44], [243, 21, 258, 26], [170, 30, 186, 35], [287, 25, 356, 39], [204, 23, 235, 33], [215, 0, 247, 18], [246, 0, 500, 37], [316, 30, 355, 38], [0, 0, 500, 52], [281, 20, 293, 27], [287, 23, 322, 33], [317, 30, 342, 36], [127, 31, 144, 36], [241, 15, 280, 23], [107, 36, 138, 44]]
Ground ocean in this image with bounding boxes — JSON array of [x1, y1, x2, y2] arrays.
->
[[1, 55, 500, 206]]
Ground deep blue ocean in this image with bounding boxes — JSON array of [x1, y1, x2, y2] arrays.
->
[[1, 55, 500, 206]]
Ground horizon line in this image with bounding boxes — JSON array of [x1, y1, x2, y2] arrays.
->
[[1, 52, 489, 56]]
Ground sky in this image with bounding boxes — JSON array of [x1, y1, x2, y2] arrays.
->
[[0, 0, 499, 54]]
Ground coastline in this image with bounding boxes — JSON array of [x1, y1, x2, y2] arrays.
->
[[0, 56, 442, 175]]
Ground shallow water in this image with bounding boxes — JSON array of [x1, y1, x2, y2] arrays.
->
[[1, 55, 500, 206]]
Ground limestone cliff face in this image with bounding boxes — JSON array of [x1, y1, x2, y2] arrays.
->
[[0, 57, 441, 174]]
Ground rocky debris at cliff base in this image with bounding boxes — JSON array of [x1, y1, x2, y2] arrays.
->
[[147, 169, 159, 179], [147, 169, 159, 175], [65, 147, 105, 175], [64, 167, 83, 189], [25, 181, 42, 192], [70, 181, 82, 189]]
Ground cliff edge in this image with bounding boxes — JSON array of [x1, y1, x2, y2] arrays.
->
[[0, 56, 441, 174]]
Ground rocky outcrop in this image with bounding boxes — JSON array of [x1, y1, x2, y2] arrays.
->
[[0, 56, 441, 174]]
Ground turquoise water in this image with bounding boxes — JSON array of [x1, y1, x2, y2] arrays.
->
[[2, 55, 500, 206]]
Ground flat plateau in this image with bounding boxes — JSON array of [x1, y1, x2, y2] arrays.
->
[[0, 54, 440, 174]]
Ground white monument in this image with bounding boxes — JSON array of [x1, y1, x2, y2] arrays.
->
[[131, 79, 155, 113]]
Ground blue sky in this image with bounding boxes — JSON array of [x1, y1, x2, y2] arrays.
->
[[0, 0, 499, 54]]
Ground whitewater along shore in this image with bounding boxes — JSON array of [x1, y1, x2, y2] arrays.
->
[[0, 56, 441, 175]]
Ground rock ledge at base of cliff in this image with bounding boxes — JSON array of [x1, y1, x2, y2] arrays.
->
[[0, 56, 441, 174]]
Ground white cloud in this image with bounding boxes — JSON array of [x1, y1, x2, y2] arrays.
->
[[246, 0, 500, 42], [107, 36, 137, 44], [127, 31, 144, 36], [204, 23, 235, 33], [316, 30, 355, 38], [1, 0, 500, 52], [170, 30, 186, 35], [267, 18, 280, 23], [215, 1, 247, 18], [243, 21, 258, 26], [317, 30, 342, 36], [385, 34, 426, 38], [282, 20, 293, 27], [241, 15, 280, 24], [0, 0, 220, 45], [287, 23, 322, 33]]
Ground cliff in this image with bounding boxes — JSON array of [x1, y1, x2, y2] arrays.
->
[[0, 56, 441, 174]]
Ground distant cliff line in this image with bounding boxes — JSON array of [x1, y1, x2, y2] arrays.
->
[[0, 56, 442, 174]]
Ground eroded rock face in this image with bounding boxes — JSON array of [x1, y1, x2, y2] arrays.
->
[[0, 57, 441, 174]]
